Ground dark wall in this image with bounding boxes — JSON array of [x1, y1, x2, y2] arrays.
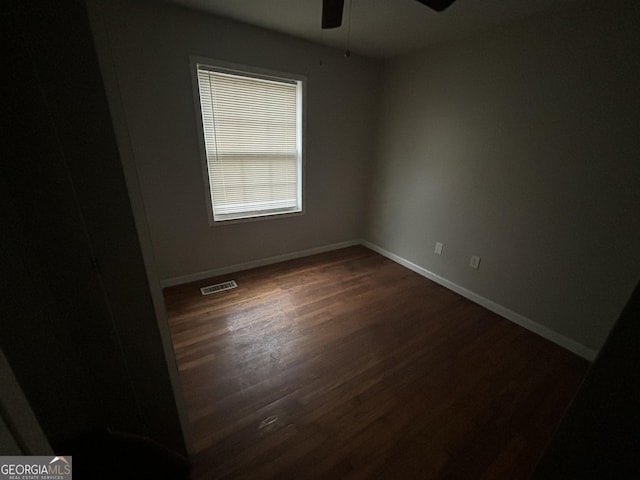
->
[[2, 0, 185, 454], [533, 281, 640, 478], [0, 177, 94, 444]]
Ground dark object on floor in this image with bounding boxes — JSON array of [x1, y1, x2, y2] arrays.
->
[[57, 428, 190, 480]]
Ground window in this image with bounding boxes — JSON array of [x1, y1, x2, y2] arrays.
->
[[193, 59, 304, 223]]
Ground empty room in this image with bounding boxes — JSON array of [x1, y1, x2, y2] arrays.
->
[[3, 0, 639, 478]]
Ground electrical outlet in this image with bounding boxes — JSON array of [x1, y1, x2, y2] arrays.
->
[[434, 242, 443, 255], [469, 255, 481, 270]]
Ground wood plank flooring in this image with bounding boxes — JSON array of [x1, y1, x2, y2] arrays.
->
[[164, 246, 588, 479]]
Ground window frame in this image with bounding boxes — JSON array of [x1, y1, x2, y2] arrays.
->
[[190, 56, 306, 225]]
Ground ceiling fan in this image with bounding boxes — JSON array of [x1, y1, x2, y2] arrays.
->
[[322, 0, 457, 29]]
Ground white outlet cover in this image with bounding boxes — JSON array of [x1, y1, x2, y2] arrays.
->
[[470, 255, 481, 269], [434, 242, 443, 255]]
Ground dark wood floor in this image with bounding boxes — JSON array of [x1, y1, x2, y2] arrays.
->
[[164, 246, 588, 479]]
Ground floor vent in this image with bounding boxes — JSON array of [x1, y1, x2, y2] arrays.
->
[[200, 280, 238, 296]]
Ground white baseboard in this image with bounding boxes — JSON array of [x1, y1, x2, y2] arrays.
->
[[361, 240, 597, 362], [160, 239, 361, 288], [161, 237, 596, 361]]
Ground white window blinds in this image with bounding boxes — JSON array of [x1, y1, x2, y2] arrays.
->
[[196, 66, 303, 222]]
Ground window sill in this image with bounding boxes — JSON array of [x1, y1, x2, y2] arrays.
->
[[209, 209, 304, 226]]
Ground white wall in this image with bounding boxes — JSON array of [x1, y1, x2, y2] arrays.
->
[[93, 0, 639, 356], [367, 2, 640, 353], [90, 0, 379, 282]]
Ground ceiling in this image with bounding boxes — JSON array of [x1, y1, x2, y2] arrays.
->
[[158, 0, 582, 58]]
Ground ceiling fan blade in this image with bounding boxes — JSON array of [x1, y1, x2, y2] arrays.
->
[[322, 0, 345, 29], [414, 0, 457, 12]]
